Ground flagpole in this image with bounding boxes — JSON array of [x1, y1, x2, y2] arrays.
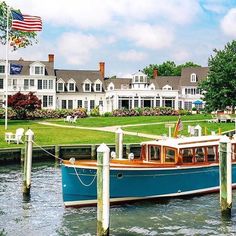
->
[[5, 6, 9, 130]]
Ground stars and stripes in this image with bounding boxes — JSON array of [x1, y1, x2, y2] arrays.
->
[[11, 10, 42, 32]]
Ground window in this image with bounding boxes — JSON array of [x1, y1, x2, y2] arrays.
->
[[195, 147, 205, 162], [30, 79, 34, 87], [140, 76, 144, 82], [38, 80, 42, 90], [99, 100, 103, 107], [48, 80, 53, 89], [13, 79, 17, 89], [184, 101, 192, 110], [90, 100, 95, 110], [134, 100, 138, 108], [207, 146, 216, 162], [68, 100, 73, 109], [57, 82, 64, 92], [77, 100, 82, 108], [181, 148, 193, 163], [85, 83, 90, 92], [135, 76, 139, 82], [149, 146, 161, 161], [43, 80, 48, 89], [165, 148, 176, 163], [68, 83, 75, 92], [0, 65, 5, 74], [84, 100, 88, 109], [95, 84, 101, 92], [24, 79, 29, 90], [35, 66, 44, 75], [0, 79, 3, 89], [42, 95, 53, 108], [190, 73, 197, 82], [62, 100, 66, 109]]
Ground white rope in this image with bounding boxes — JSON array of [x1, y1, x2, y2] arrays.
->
[[32, 141, 63, 161], [73, 165, 97, 187]]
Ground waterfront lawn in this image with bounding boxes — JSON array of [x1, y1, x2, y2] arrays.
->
[[0, 120, 149, 148], [49, 114, 212, 127], [123, 120, 235, 136]]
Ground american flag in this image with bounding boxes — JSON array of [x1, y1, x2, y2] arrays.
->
[[11, 10, 42, 32]]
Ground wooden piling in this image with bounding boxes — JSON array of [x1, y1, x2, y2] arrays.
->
[[23, 129, 34, 195], [91, 144, 96, 160], [115, 127, 123, 159], [55, 145, 60, 161], [219, 136, 232, 216], [97, 143, 110, 236]]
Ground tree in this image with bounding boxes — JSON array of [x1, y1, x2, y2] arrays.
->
[[8, 92, 41, 119], [143, 61, 200, 79], [0, 1, 38, 50], [198, 40, 236, 112]]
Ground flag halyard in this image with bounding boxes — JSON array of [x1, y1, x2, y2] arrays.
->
[[11, 10, 42, 32]]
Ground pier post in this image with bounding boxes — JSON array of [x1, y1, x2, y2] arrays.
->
[[91, 144, 96, 160], [23, 129, 34, 195], [219, 136, 232, 216], [115, 127, 123, 159], [97, 143, 110, 236], [55, 145, 60, 162]]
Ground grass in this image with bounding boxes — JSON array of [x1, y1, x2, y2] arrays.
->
[[0, 120, 149, 148], [0, 114, 235, 148], [49, 114, 212, 127]]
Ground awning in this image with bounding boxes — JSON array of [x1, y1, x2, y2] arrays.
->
[[193, 100, 203, 105]]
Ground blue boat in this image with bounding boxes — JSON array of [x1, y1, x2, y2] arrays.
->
[[61, 135, 236, 207]]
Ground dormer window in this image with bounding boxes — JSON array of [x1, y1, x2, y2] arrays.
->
[[85, 83, 90, 92], [30, 62, 45, 76], [35, 66, 44, 75], [94, 79, 102, 92], [83, 79, 92, 92], [132, 71, 147, 84], [57, 79, 65, 92], [190, 73, 197, 82], [68, 83, 75, 92], [163, 85, 172, 90]]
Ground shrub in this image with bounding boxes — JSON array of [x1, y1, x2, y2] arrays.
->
[[90, 106, 100, 117]]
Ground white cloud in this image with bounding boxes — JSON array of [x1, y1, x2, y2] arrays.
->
[[57, 32, 100, 65], [202, 0, 228, 14], [123, 24, 174, 50], [118, 50, 147, 62], [221, 8, 236, 37], [172, 50, 190, 63]]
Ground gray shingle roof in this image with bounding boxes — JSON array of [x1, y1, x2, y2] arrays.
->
[[152, 76, 180, 90], [55, 69, 104, 93], [10, 59, 55, 76], [180, 67, 209, 86]]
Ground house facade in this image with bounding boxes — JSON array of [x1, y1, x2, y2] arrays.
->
[[0, 54, 208, 112]]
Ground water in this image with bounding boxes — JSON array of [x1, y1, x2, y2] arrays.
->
[[1, 162, 236, 236]]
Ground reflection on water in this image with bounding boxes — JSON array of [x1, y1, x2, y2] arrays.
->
[[0, 162, 236, 236]]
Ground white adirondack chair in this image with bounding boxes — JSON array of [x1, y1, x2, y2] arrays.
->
[[5, 128, 24, 144], [64, 115, 72, 122], [70, 116, 78, 123]]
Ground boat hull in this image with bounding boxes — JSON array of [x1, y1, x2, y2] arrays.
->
[[61, 163, 236, 207]]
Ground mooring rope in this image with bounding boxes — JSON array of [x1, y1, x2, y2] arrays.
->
[[32, 141, 63, 162], [73, 165, 97, 187]]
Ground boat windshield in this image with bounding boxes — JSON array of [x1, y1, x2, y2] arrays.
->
[[149, 145, 161, 162]]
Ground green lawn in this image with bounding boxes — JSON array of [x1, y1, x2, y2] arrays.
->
[[0, 120, 149, 148], [49, 114, 212, 127], [0, 115, 235, 148], [123, 120, 236, 136]]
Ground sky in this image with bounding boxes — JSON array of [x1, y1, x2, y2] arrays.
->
[[1, 0, 236, 78]]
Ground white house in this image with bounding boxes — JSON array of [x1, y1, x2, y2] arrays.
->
[[0, 54, 208, 112]]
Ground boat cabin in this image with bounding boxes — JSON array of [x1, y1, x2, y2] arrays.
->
[[140, 135, 236, 165]]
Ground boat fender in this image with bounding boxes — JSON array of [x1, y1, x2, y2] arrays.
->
[[69, 157, 75, 165], [128, 153, 134, 160], [111, 151, 116, 159]]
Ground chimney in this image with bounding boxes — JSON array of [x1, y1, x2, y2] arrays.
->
[[48, 54, 54, 63], [99, 61, 105, 79], [153, 68, 158, 78]]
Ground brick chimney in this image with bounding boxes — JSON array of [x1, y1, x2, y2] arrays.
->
[[48, 54, 54, 63], [153, 68, 158, 78], [99, 61, 105, 79]]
